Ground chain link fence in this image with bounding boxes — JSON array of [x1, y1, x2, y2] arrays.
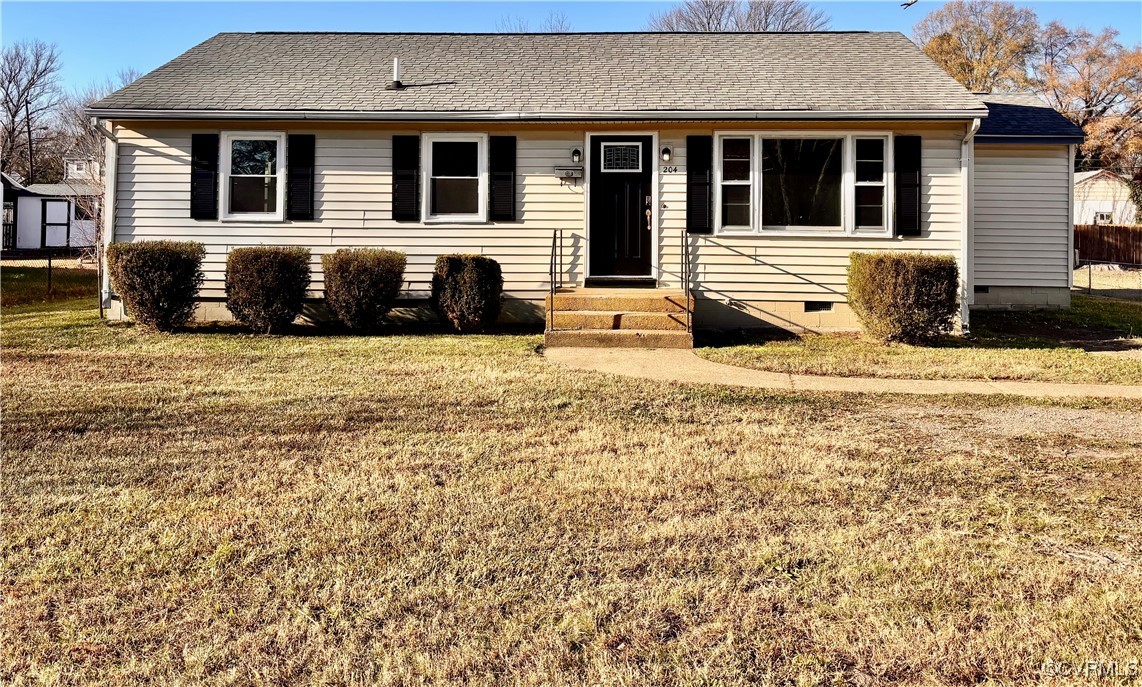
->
[[1, 248, 100, 308], [1073, 260, 1142, 302]]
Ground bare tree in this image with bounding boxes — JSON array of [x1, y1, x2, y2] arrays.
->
[[59, 69, 140, 264], [649, 0, 830, 32], [1, 40, 63, 182], [496, 11, 572, 33]]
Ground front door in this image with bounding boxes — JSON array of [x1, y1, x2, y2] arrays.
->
[[589, 135, 653, 278]]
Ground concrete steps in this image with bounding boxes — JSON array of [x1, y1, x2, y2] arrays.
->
[[545, 287, 693, 349]]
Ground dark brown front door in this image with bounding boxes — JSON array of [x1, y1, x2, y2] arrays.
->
[[589, 136, 653, 278]]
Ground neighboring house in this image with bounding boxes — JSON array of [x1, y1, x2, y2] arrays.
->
[[1, 161, 102, 252], [1074, 169, 1137, 226], [87, 32, 1083, 345]]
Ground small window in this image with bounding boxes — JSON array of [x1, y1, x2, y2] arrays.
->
[[854, 138, 886, 231], [804, 301, 833, 312], [1094, 212, 1112, 224], [600, 143, 642, 172], [422, 134, 488, 222], [720, 138, 752, 230], [974, 285, 990, 294], [221, 132, 285, 221]]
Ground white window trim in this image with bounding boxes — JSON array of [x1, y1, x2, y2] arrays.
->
[[852, 135, 893, 235], [421, 132, 489, 223], [713, 131, 895, 238], [220, 131, 286, 222], [717, 136, 754, 233], [599, 141, 644, 173]]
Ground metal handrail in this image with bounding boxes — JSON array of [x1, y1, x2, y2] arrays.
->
[[547, 228, 564, 331], [680, 228, 692, 335]]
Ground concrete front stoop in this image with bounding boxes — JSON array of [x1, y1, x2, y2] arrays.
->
[[544, 287, 694, 349]]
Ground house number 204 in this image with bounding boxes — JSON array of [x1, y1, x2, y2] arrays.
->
[[661, 165, 681, 174]]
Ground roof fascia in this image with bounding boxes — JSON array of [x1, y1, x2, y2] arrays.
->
[[87, 107, 990, 122]]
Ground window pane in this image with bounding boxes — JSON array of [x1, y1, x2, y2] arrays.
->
[[432, 141, 479, 177], [761, 139, 842, 227], [721, 184, 751, 227], [602, 144, 641, 171], [229, 177, 278, 213], [856, 139, 885, 183], [231, 139, 278, 175], [432, 178, 479, 215], [856, 186, 884, 227], [722, 138, 750, 181]]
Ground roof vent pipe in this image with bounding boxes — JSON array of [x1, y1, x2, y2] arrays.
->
[[386, 57, 403, 90]]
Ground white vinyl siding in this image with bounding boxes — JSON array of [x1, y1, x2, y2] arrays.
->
[[114, 127, 583, 302], [973, 144, 1071, 288], [112, 124, 965, 328], [659, 129, 964, 304]]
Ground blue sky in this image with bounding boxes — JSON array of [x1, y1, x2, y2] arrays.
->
[[2, 1, 1139, 92]]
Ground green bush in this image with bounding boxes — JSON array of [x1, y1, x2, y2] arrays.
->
[[322, 248, 407, 331], [106, 240, 204, 331], [430, 254, 504, 332], [848, 251, 959, 344], [225, 247, 311, 334]]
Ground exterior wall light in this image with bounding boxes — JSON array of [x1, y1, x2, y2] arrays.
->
[[571, 148, 582, 164], [661, 146, 672, 162]]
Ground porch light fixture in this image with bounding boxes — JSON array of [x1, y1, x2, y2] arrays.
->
[[661, 146, 672, 162], [571, 148, 582, 164]]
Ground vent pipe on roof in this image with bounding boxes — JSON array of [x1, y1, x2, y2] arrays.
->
[[386, 57, 403, 90]]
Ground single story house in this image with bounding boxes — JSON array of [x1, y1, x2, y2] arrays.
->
[[2, 163, 101, 252], [87, 32, 1083, 346], [1074, 169, 1138, 226]]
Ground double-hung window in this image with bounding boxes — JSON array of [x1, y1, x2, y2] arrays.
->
[[714, 132, 894, 236], [422, 133, 488, 222], [221, 132, 286, 221], [719, 138, 753, 232]]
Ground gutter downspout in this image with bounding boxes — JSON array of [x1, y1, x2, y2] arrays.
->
[[960, 118, 980, 334], [98, 120, 118, 316]]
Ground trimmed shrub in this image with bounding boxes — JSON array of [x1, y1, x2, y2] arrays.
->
[[106, 240, 204, 331], [848, 251, 959, 344], [225, 247, 311, 334], [430, 254, 504, 332], [322, 248, 407, 331]]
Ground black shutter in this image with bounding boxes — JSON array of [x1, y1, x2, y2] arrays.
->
[[894, 135, 922, 237], [190, 134, 219, 220], [489, 136, 517, 221], [686, 135, 714, 234], [392, 135, 420, 221], [286, 134, 316, 221]]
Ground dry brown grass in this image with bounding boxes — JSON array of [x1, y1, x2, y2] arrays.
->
[[3, 301, 1141, 685], [699, 296, 1142, 386]]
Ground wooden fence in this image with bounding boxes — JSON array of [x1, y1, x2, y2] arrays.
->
[[1074, 224, 1142, 265]]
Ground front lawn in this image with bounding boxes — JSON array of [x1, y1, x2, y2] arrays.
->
[[3, 302, 1140, 684], [699, 295, 1142, 386]]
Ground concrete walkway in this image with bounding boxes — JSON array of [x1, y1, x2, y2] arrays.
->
[[545, 347, 1142, 399]]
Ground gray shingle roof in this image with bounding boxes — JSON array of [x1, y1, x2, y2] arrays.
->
[[90, 32, 987, 119], [23, 182, 102, 197], [977, 92, 1085, 142]]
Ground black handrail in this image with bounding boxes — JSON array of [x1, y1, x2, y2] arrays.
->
[[547, 228, 564, 331], [680, 228, 692, 335]]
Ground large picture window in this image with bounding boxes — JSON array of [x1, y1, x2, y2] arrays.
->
[[422, 133, 488, 222], [221, 132, 286, 221], [714, 132, 894, 236]]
